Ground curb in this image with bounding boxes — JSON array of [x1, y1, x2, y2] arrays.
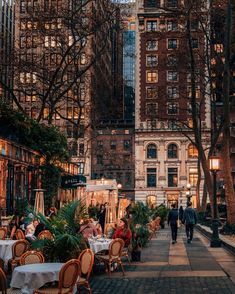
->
[[196, 224, 235, 255]]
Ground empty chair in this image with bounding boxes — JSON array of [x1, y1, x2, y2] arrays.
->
[[0, 228, 7, 240], [77, 249, 94, 294], [34, 259, 81, 294], [0, 267, 21, 294], [9, 240, 29, 271], [20, 251, 45, 265], [96, 238, 125, 277], [15, 229, 25, 240], [37, 230, 53, 240]]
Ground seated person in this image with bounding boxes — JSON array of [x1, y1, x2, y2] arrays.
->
[[80, 219, 98, 239], [25, 219, 39, 240], [112, 218, 132, 247], [95, 223, 103, 235]]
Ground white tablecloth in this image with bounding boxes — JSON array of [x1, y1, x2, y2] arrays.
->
[[88, 238, 112, 254], [0, 240, 17, 267], [10, 263, 64, 294]]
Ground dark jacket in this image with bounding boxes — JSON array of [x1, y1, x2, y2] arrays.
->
[[183, 207, 198, 225], [168, 208, 179, 225]]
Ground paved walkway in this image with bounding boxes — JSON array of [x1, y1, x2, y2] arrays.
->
[[90, 227, 235, 294]]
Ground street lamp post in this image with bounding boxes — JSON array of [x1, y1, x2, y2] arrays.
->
[[209, 156, 221, 248], [186, 183, 192, 206]]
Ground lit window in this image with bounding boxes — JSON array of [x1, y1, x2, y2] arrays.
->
[[43, 108, 49, 119], [67, 107, 72, 119], [189, 168, 198, 186], [187, 85, 200, 98], [80, 53, 86, 65], [55, 108, 60, 120], [146, 196, 157, 208], [74, 107, 79, 119], [188, 144, 198, 158], [214, 44, 223, 53], [146, 70, 158, 83], [168, 168, 178, 187]]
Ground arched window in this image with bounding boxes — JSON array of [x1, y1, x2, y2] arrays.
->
[[146, 195, 157, 208], [188, 144, 198, 158], [168, 143, 178, 159], [147, 144, 157, 159]]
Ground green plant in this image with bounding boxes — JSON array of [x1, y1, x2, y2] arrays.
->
[[32, 200, 88, 262], [130, 202, 150, 225], [131, 224, 150, 251], [88, 205, 99, 219]]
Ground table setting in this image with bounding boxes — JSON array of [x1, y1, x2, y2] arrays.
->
[[0, 239, 18, 268], [88, 236, 112, 254]]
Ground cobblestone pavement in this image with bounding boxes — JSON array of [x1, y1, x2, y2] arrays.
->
[[89, 228, 235, 294]]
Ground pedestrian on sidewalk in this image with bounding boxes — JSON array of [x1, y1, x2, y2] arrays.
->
[[182, 201, 198, 243], [167, 203, 179, 244], [179, 206, 184, 222]]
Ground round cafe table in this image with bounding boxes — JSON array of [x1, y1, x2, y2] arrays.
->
[[88, 238, 112, 254], [10, 263, 64, 294], [0, 239, 17, 269]]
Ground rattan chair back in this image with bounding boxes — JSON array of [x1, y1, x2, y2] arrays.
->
[[78, 249, 94, 280], [12, 240, 29, 258], [0, 228, 7, 240], [104, 223, 114, 236], [0, 268, 7, 294], [15, 229, 25, 240], [19, 250, 45, 265], [59, 259, 81, 291], [109, 238, 124, 258], [37, 230, 53, 240]]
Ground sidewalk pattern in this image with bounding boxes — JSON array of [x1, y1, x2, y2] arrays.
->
[[90, 228, 235, 294]]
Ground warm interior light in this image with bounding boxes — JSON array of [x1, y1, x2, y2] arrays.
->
[[209, 156, 220, 171]]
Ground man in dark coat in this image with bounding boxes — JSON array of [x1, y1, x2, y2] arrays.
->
[[182, 201, 198, 243], [167, 203, 179, 244]]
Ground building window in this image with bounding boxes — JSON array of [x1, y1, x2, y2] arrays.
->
[[124, 140, 131, 150], [20, 0, 26, 12], [214, 44, 223, 53], [189, 168, 198, 186], [168, 143, 178, 158], [43, 108, 49, 119], [97, 155, 103, 165], [146, 103, 158, 116], [166, 0, 178, 8], [192, 38, 199, 49], [110, 140, 116, 150], [167, 102, 178, 115], [146, 195, 157, 208], [167, 86, 179, 99], [167, 55, 178, 66], [167, 39, 178, 49], [147, 144, 157, 159], [188, 144, 198, 158], [187, 85, 200, 98], [79, 143, 84, 155], [67, 107, 72, 119], [147, 119, 156, 129], [147, 168, 157, 187], [97, 140, 103, 149], [146, 40, 158, 51], [146, 54, 158, 67], [144, 0, 160, 7], [168, 168, 178, 187], [167, 71, 178, 81], [167, 20, 178, 31], [125, 172, 132, 186], [78, 162, 84, 174], [146, 70, 158, 83], [146, 20, 157, 31], [146, 87, 158, 99]]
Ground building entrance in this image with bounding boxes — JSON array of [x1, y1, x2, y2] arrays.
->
[[167, 194, 179, 208]]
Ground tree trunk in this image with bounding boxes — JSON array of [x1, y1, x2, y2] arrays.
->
[[196, 159, 201, 210], [200, 182, 208, 212], [221, 1, 235, 224]]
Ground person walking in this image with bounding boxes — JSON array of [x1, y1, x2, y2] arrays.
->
[[167, 203, 179, 244], [179, 206, 184, 222], [182, 201, 198, 243]]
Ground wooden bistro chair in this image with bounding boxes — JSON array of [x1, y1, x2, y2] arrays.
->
[[9, 240, 29, 272], [34, 259, 81, 294], [0, 228, 7, 240], [38, 230, 54, 240], [0, 267, 22, 294], [96, 238, 125, 277], [77, 249, 94, 294], [20, 250, 45, 265], [15, 229, 25, 240]]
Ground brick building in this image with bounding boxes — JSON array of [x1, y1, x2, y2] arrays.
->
[[134, 0, 211, 207]]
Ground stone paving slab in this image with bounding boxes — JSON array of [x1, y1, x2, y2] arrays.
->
[[90, 277, 235, 294]]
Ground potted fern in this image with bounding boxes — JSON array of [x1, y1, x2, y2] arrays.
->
[[32, 200, 88, 262]]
